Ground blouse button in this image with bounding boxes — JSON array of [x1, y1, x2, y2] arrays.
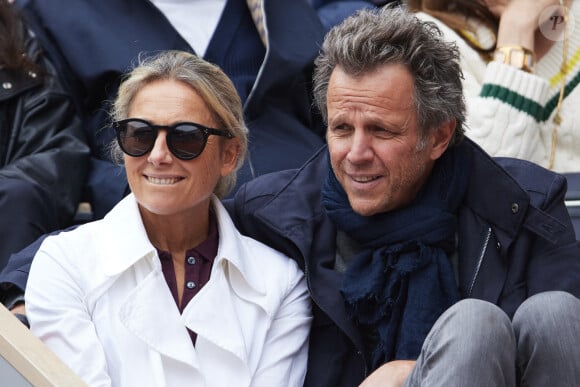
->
[[2, 82, 12, 89], [186, 281, 196, 289], [511, 203, 519, 214], [187, 256, 196, 265]]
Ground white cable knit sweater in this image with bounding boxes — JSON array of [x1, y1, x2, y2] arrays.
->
[[416, 4, 580, 172]]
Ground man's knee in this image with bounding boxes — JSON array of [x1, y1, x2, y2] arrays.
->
[[427, 298, 515, 354], [410, 299, 517, 387], [513, 291, 580, 339], [443, 298, 511, 334], [513, 292, 580, 385]]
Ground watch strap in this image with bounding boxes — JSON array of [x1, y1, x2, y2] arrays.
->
[[494, 45, 535, 73]]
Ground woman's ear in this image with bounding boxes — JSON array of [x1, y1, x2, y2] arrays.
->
[[220, 138, 240, 176]]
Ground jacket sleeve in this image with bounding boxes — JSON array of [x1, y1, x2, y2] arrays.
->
[[467, 62, 549, 165], [0, 226, 77, 305], [499, 158, 580, 299], [522, 169, 580, 299], [25, 234, 112, 386], [0, 32, 89, 227]]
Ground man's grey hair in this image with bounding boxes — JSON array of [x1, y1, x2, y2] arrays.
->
[[110, 50, 248, 198], [313, 5, 466, 146]]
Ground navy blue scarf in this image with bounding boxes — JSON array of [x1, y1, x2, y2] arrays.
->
[[322, 143, 470, 370]]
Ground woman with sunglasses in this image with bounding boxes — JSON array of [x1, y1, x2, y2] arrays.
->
[[24, 50, 312, 387]]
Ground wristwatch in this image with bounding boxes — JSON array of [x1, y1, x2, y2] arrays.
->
[[494, 45, 535, 73]]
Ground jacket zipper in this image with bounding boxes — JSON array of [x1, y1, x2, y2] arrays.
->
[[468, 227, 492, 297]]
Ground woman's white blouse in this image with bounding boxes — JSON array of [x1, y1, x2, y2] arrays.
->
[[26, 194, 312, 387]]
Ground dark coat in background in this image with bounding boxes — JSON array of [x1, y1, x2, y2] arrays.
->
[[0, 25, 89, 269], [15, 0, 327, 218]]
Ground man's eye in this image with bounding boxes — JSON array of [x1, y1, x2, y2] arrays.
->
[[330, 124, 351, 133], [373, 127, 397, 138]]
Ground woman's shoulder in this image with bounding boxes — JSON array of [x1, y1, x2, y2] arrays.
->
[[36, 220, 107, 273]]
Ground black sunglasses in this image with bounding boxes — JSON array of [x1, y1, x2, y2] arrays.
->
[[113, 118, 234, 160]]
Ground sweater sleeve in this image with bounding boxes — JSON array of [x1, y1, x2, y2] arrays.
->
[[414, 12, 553, 166], [466, 61, 551, 165]]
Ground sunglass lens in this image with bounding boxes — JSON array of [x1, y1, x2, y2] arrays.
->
[[170, 124, 206, 159], [121, 121, 156, 156]]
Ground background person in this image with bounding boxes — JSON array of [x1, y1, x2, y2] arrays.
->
[[406, 0, 580, 172], [405, 1, 580, 237], [0, 0, 88, 270], [25, 51, 311, 386]]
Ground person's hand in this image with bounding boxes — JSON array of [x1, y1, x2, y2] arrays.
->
[[359, 360, 416, 387], [11, 302, 26, 315], [496, 0, 565, 58], [10, 303, 29, 328]]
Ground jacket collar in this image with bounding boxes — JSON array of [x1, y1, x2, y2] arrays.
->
[[100, 194, 157, 276], [462, 139, 529, 240], [0, 68, 43, 101], [462, 139, 566, 246], [101, 194, 265, 375], [253, 146, 328, 242], [101, 194, 266, 289], [244, 0, 325, 115]]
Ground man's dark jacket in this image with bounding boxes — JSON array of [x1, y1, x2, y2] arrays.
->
[[228, 140, 580, 387]]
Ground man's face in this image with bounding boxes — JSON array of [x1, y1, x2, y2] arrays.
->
[[326, 63, 445, 216]]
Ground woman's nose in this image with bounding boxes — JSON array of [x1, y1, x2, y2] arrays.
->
[[147, 130, 173, 165]]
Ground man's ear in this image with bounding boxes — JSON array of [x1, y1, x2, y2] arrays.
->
[[428, 118, 455, 160]]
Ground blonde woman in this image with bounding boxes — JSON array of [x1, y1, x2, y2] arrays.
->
[[25, 51, 311, 387]]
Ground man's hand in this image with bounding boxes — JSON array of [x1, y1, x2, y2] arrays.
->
[[359, 360, 416, 387], [10, 303, 26, 315], [10, 303, 29, 328]]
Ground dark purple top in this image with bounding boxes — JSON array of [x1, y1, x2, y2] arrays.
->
[[158, 212, 219, 345]]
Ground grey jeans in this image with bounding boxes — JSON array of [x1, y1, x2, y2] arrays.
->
[[404, 291, 580, 387]]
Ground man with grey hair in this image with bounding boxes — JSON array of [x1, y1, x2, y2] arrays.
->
[[230, 5, 580, 386]]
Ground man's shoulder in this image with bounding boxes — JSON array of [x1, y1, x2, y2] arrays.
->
[[465, 138, 566, 203], [239, 146, 329, 203], [241, 169, 301, 201], [494, 157, 567, 199]]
